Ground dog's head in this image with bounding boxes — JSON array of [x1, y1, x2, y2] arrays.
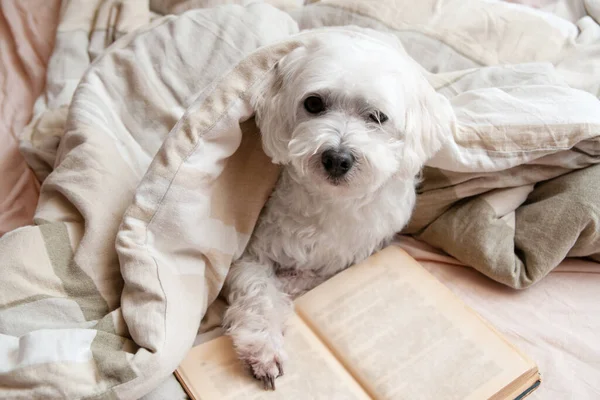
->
[[253, 31, 454, 198]]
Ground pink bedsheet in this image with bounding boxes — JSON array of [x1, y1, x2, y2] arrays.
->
[[398, 236, 600, 399], [0, 0, 60, 235]]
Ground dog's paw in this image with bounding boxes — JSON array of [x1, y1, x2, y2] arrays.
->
[[248, 353, 284, 390], [238, 335, 287, 390]]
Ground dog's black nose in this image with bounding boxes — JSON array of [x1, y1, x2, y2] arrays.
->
[[321, 149, 354, 178]]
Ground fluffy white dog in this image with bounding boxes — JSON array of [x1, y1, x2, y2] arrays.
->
[[222, 29, 454, 390]]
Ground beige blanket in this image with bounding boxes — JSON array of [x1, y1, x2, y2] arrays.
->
[[1, 0, 600, 398]]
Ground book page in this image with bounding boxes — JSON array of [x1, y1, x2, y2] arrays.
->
[[177, 314, 370, 400], [295, 246, 535, 400]]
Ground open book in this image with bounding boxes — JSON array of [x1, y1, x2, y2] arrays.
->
[[176, 246, 541, 399]]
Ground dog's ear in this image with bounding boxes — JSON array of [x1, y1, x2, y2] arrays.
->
[[356, 28, 455, 172], [402, 77, 455, 175], [250, 46, 306, 164]]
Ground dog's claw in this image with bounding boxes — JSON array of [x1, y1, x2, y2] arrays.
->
[[248, 358, 283, 391], [263, 375, 276, 391], [236, 331, 286, 391]]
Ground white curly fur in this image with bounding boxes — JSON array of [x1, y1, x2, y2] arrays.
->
[[221, 29, 454, 390]]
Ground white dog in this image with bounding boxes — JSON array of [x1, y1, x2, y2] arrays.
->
[[222, 29, 453, 390]]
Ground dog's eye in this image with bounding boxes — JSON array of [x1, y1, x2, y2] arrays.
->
[[304, 96, 325, 114], [369, 111, 388, 124]]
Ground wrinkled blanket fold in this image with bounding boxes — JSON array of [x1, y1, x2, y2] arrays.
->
[[1, 0, 600, 398]]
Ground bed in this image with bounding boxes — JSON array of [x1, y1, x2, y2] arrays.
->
[[0, 1, 598, 399]]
